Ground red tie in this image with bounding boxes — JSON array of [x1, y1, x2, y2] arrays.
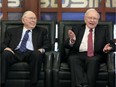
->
[[87, 29, 94, 57]]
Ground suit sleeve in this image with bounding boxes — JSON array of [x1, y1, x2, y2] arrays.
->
[[1, 29, 11, 52], [42, 28, 51, 52]]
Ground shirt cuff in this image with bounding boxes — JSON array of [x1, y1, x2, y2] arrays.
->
[[69, 39, 74, 47], [38, 48, 45, 53]]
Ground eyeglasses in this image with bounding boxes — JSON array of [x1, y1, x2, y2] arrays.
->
[[25, 17, 37, 20], [86, 16, 99, 21]]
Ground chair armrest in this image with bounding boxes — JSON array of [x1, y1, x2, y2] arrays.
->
[[107, 52, 115, 73], [107, 52, 115, 87], [52, 52, 61, 87], [52, 52, 61, 71], [44, 51, 54, 87], [44, 51, 54, 71]]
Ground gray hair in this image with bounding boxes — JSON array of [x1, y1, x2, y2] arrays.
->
[[85, 8, 100, 19]]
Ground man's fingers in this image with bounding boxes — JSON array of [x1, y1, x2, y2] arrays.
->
[[4, 48, 15, 54], [68, 30, 73, 35], [68, 30, 75, 38]]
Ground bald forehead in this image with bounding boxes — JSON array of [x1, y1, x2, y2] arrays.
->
[[22, 11, 36, 18]]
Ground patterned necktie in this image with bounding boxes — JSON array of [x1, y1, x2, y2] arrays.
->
[[87, 29, 94, 57], [19, 30, 30, 52]]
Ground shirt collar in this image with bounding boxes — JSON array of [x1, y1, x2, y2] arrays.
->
[[23, 26, 32, 32], [85, 25, 95, 32]]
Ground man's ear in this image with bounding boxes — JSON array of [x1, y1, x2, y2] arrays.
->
[[84, 17, 86, 23], [22, 18, 24, 24]]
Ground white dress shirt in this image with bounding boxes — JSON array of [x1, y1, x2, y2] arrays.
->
[[16, 27, 34, 51], [79, 26, 95, 52]]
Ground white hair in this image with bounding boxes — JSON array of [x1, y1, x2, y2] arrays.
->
[[85, 8, 100, 19]]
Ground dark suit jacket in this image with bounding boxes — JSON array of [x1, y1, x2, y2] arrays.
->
[[1, 26, 50, 52], [65, 24, 114, 57]]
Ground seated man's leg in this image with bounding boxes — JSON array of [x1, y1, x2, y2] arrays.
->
[[1, 50, 17, 86], [68, 53, 88, 87], [28, 50, 44, 86], [86, 56, 101, 87]]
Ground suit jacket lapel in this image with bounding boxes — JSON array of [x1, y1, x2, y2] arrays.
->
[[14, 27, 23, 47], [74, 25, 85, 49], [78, 26, 85, 46], [17, 27, 23, 40], [94, 26, 100, 51], [32, 27, 38, 50]]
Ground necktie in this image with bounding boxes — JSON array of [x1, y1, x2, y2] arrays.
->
[[19, 30, 30, 52], [87, 29, 94, 57]]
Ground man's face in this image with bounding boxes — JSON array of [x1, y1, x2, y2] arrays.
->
[[84, 11, 99, 29], [22, 12, 37, 29]]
